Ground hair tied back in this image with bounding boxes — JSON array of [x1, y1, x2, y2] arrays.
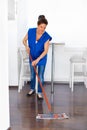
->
[[38, 15, 45, 20]]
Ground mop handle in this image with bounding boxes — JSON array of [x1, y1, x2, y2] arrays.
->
[[29, 54, 52, 113]]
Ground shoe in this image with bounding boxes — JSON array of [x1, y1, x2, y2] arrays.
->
[[27, 89, 35, 96], [37, 93, 43, 100]]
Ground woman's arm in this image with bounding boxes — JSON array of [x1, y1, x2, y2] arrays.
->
[[32, 40, 50, 66], [23, 33, 30, 54]]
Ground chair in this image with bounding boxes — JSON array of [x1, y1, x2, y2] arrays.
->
[[69, 49, 87, 92], [18, 48, 31, 92]]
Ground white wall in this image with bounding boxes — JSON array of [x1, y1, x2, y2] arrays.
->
[[8, 0, 87, 86], [17, 0, 28, 48], [25, 0, 87, 47], [8, 21, 18, 85], [17, 0, 87, 47], [0, 0, 10, 129]]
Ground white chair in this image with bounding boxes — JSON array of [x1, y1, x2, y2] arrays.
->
[[83, 49, 87, 88], [69, 50, 87, 92], [18, 48, 31, 92]]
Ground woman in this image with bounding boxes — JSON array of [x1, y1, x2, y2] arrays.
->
[[23, 15, 52, 99]]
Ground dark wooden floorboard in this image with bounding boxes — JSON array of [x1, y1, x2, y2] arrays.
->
[[9, 83, 87, 130]]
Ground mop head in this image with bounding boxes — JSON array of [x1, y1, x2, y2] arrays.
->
[[36, 113, 69, 120]]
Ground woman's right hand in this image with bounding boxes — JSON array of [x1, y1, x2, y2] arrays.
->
[[25, 46, 30, 55], [23, 33, 30, 54]]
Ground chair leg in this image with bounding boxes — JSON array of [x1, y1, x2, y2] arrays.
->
[[18, 67, 23, 92], [18, 78, 23, 92], [71, 80, 74, 92], [71, 63, 74, 92], [18, 60, 24, 92], [69, 62, 72, 88], [83, 64, 87, 88], [84, 76, 87, 88]]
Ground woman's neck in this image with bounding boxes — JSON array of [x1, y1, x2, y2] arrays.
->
[[36, 29, 44, 41], [36, 29, 44, 35]]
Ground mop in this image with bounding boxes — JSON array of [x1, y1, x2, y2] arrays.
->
[[29, 54, 69, 119]]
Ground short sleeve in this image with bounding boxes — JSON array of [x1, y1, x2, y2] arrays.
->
[[45, 32, 52, 42]]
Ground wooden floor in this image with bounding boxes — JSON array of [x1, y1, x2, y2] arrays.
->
[[9, 83, 87, 130]]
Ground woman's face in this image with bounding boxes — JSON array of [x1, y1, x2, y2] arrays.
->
[[37, 23, 47, 34]]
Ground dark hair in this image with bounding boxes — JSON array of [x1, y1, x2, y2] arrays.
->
[[37, 15, 48, 25]]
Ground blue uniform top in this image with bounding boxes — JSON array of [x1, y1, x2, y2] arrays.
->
[[28, 28, 52, 65]]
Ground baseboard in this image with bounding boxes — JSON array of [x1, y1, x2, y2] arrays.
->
[[7, 127, 11, 130], [9, 81, 84, 89], [9, 86, 18, 88], [44, 81, 69, 85], [9, 81, 69, 88]]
